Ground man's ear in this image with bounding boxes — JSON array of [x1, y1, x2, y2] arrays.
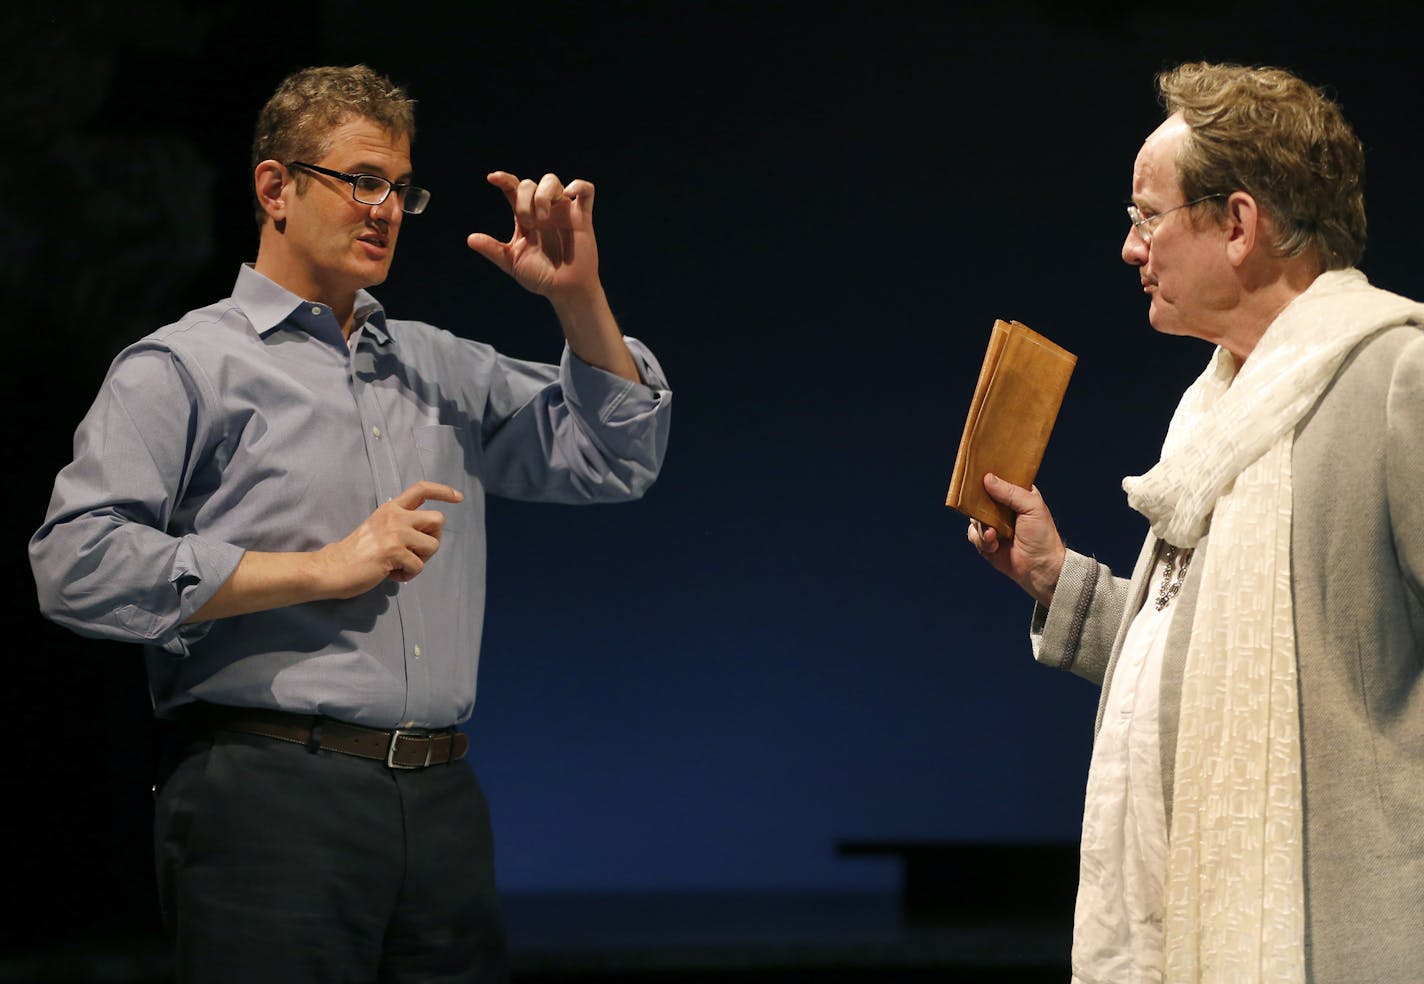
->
[[1223, 190, 1260, 267], [254, 160, 289, 225]]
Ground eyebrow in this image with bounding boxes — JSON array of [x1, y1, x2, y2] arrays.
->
[[346, 161, 414, 182]]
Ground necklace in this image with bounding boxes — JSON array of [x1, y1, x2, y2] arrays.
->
[[1155, 545, 1194, 611]]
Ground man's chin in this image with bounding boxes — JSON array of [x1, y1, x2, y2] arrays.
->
[[1146, 301, 1179, 337], [355, 259, 394, 290]]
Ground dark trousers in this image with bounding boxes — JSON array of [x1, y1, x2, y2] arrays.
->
[[153, 728, 509, 983]]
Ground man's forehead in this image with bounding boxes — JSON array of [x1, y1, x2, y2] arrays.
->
[[1132, 114, 1189, 200], [322, 116, 412, 171]]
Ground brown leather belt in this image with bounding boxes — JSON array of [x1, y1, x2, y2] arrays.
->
[[184, 704, 468, 770]]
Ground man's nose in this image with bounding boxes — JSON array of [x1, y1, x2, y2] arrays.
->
[[370, 192, 402, 224], [1122, 227, 1147, 266]]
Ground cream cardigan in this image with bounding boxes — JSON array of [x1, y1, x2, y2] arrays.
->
[[1032, 297, 1424, 981]]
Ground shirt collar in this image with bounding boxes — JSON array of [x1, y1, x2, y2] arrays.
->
[[232, 264, 392, 344], [354, 291, 391, 344]]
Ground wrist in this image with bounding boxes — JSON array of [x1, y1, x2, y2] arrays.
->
[[548, 282, 608, 325], [1033, 547, 1066, 608], [302, 547, 340, 602]]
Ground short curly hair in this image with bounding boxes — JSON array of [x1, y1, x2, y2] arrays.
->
[[1157, 62, 1366, 270], [250, 65, 416, 226]]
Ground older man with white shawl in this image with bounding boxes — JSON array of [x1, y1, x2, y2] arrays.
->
[[969, 62, 1424, 984]]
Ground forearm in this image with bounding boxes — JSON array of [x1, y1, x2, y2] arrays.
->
[[183, 549, 330, 624], [549, 284, 640, 384], [185, 481, 460, 624]]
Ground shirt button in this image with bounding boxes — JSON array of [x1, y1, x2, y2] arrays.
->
[[413, 645, 422, 658], [311, 305, 322, 316], [372, 426, 382, 439]]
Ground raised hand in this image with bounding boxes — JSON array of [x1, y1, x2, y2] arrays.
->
[[466, 171, 601, 300], [464, 169, 641, 384], [966, 473, 1066, 608]]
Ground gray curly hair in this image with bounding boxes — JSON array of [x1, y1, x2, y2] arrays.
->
[[1157, 62, 1366, 270]]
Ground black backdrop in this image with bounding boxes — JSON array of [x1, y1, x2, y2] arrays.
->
[[9, 0, 1424, 953]]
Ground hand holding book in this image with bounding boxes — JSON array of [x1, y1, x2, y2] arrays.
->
[[946, 320, 1076, 538]]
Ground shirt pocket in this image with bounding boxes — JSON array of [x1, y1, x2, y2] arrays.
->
[[412, 424, 477, 531]]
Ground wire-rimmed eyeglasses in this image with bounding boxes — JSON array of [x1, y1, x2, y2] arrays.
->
[[1125, 193, 1226, 244], [287, 161, 431, 214]]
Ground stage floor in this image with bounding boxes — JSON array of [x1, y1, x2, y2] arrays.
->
[[2, 891, 1070, 983]]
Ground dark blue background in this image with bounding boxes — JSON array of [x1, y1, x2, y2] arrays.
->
[[10, 0, 1424, 947]]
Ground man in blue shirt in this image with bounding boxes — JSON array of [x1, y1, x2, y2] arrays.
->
[[30, 64, 671, 982]]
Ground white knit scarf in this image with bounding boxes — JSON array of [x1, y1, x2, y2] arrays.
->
[[1121, 268, 1424, 982]]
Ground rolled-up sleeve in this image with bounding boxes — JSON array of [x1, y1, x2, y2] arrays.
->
[[29, 344, 244, 655], [481, 336, 672, 503]]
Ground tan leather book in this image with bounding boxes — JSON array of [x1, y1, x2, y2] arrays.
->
[[947, 320, 1076, 538]]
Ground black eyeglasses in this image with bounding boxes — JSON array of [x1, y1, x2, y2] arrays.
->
[[286, 161, 431, 214], [1125, 193, 1226, 245]]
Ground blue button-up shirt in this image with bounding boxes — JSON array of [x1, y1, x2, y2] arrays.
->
[[31, 265, 671, 728]]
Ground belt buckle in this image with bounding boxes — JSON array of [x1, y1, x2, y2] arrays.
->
[[386, 728, 435, 769]]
